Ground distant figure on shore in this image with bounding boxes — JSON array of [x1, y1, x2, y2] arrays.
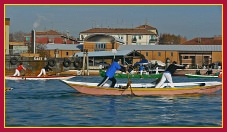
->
[[195, 70, 201, 75], [13, 62, 26, 76], [128, 65, 135, 74], [155, 61, 185, 88], [154, 61, 159, 74], [205, 68, 213, 75], [139, 64, 144, 75], [218, 62, 222, 70], [37, 64, 53, 77]]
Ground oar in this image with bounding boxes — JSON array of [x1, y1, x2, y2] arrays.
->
[[127, 73, 135, 96], [22, 70, 26, 80], [151, 78, 161, 85], [126, 64, 135, 96]]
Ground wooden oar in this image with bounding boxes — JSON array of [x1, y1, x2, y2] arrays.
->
[[22, 70, 26, 80], [126, 64, 135, 96], [127, 74, 135, 96]]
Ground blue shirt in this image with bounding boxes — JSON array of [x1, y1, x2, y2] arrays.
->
[[105, 61, 121, 78], [139, 66, 144, 71]]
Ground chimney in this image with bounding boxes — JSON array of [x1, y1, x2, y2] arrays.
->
[[31, 29, 36, 53], [198, 37, 201, 43]]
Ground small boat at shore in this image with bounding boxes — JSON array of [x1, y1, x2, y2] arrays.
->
[[5, 75, 75, 80], [99, 70, 162, 79], [185, 74, 219, 78], [61, 80, 222, 96]]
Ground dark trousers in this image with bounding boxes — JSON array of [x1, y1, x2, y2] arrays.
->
[[97, 76, 116, 88]]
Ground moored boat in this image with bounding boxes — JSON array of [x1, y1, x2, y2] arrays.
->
[[61, 80, 222, 96], [5, 75, 75, 80], [99, 69, 162, 79], [185, 74, 219, 78]]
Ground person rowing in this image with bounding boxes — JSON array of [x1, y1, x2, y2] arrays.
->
[[13, 62, 26, 76], [97, 58, 126, 88], [37, 64, 53, 77], [155, 61, 185, 88]]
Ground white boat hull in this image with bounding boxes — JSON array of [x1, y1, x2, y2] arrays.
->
[[5, 75, 75, 80]]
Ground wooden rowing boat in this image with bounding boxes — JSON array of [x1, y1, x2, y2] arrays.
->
[[5, 75, 75, 80], [185, 74, 219, 78], [61, 80, 222, 96], [99, 69, 162, 79]]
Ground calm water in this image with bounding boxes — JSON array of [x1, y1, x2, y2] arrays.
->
[[5, 76, 222, 127]]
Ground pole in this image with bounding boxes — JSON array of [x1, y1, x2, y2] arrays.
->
[[86, 50, 89, 76], [82, 50, 86, 76]]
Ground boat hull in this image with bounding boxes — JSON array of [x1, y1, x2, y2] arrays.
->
[[62, 80, 222, 96], [185, 74, 218, 78], [5, 75, 75, 80]]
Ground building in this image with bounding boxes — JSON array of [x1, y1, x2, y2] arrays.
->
[[79, 24, 159, 45], [43, 43, 82, 58], [182, 36, 222, 45], [83, 34, 122, 52], [118, 45, 222, 68], [74, 50, 144, 66], [44, 34, 222, 68], [23, 30, 79, 46], [5, 18, 10, 55]]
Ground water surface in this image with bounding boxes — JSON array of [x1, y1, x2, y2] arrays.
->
[[5, 76, 222, 127]]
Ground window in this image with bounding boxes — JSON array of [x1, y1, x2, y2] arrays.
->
[[183, 56, 189, 59], [139, 35, 142, 40], [171, 52, 173, 57], [132, 36, 137, 43], [118, 35, 123, 39], [26, 37, 30, 41], [95, 43, 106, 51], [146, 52, 148, 56], [66, 52, 69, 56], [158, 52, 161, 56]]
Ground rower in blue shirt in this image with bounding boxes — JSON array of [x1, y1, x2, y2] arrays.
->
[[97, 58, 126, 88]]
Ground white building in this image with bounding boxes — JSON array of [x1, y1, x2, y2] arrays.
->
[[79, 24, 159, 45]]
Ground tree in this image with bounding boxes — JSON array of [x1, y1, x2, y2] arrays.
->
[[159, 33, 187, 44], [36, 44, 50, 58], [9, 31, 27, 42]]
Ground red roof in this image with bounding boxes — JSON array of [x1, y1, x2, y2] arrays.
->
[[80, 28, 156, 35], [136, 24, 155, 29], [35, 30, 61, 35], [182, 36, 222, 45]]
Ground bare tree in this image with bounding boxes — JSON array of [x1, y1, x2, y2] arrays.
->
[[36, 44, 50, 58], [159, 33, 187, 44], [9, 33, 14, 41], [10, 31, 27, 42]]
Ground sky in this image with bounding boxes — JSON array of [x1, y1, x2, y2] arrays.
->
[[5, 5, 222, 40]]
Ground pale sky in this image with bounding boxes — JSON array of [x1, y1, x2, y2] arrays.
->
[[5, 5, 222, 40]]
